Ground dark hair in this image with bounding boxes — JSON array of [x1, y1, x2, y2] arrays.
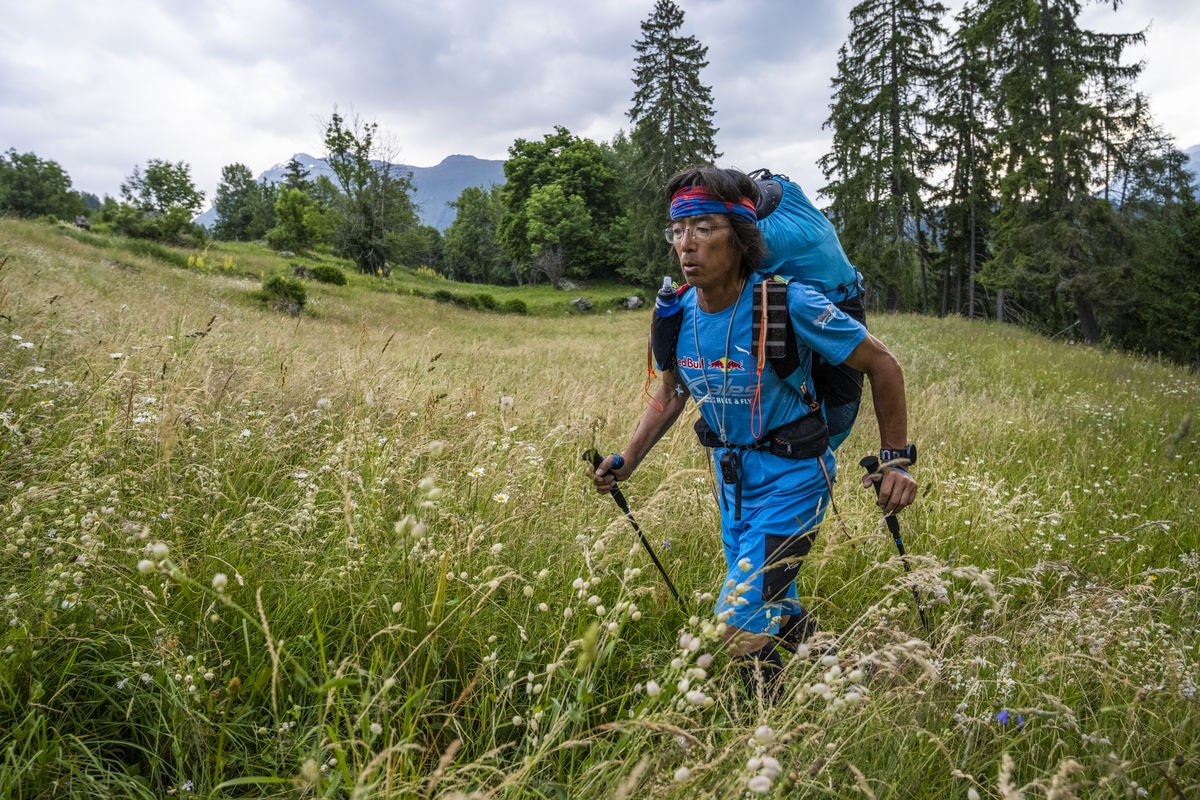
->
[[664, 165, 765, 280]]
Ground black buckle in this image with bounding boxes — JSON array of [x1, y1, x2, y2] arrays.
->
[[718, 450, 744, 521]]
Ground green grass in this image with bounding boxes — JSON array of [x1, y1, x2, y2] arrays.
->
[[1, 217, 1197, 798], [53, 221, 652, 317]]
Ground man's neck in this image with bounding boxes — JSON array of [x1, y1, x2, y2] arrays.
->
[[695, 277, 744, 313]]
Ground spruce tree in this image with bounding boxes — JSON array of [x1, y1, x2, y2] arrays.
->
[[820, 0, 947, 311], [929, 2, 994, 318], [1110, 122, 1198, 363], [622, 0, 719, 286], [281, 157, 312, 192], [977, 0, 1145, 339], [213, 163, 276, 242]]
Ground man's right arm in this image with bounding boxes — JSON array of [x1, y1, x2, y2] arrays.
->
[[592, 370, 689, 494]]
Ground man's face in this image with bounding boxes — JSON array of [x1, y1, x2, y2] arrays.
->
[[671, 214, 738, 290]]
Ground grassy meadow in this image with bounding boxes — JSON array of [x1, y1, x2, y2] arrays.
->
[[0, 218, 1197, 799]]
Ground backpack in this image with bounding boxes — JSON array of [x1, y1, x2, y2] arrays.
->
[[649, 170, 867, 450], [750, 168, 864, 304]]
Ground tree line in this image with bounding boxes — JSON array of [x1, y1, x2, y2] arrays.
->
[[2, 0, 1196, 366], [823, 0, 1198, 367]]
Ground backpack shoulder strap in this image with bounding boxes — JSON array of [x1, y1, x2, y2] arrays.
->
[[751, 276, 800, 379], [751, 276, 821, 414]]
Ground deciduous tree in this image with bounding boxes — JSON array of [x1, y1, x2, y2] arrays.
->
[[115, 159, 205, 242], [266, 188, 327, 252], [443, 185, 508, 283], [498, 127, 621, 285], [0, 149, 84, 219], [323, 110, 419, 276]]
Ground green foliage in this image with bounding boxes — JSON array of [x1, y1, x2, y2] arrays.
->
[[525, 182, 592, 285], [389, 223, 443, 272], [212, 163, 276, 242], [258, 273, 307, 315], [266, 188, 328, 252], [112, 205, 206, 245], [499, 127, 623, 285], [425, 289, 517, 313], [307, 263, 347, 286], [119, 158, 205, 217], [280, 156, 312, 192], [1128, 198, 1200, 368], [928, 2, 994, 318], [820, 0, 946, 312], [114, 159, 206, 244], [628, 0, 719, 172], [622, 0, 720, 286], [2, 217, 1198, 798], [0, 148, 85, 219], [443, 185, 510, 283], [323, 110, 420, 276], [975, 0, 1146, 340]]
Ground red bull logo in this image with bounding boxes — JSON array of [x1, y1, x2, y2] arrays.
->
[[707, 357, 745, 372]]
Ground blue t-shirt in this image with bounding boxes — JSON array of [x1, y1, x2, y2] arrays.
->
[[674, 275, 865, 447], [673, 276, 866, 511]]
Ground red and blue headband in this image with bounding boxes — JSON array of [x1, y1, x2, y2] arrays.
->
[[669, 186, 757, 222]]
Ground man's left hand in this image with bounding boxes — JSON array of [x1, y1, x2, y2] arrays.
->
[[862, 467, 916, 515]]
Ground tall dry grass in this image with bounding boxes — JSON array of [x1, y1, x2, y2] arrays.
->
[[1, 218, 1197, 798]]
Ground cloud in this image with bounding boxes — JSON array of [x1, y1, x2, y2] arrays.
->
[[2, 0, 1195, 206]]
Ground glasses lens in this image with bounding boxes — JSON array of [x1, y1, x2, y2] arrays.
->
[[663, 226, 677, 244]]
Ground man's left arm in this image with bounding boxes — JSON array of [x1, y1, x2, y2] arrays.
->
[[842, 334, 917, 515]]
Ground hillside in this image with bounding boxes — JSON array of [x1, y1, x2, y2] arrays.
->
[[196, 153, 505, 232], [1, 218, 1197, 799]]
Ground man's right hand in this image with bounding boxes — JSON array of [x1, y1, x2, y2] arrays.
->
[[592, 453, 630, 494]]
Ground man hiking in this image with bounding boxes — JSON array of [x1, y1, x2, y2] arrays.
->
[[591, 165, 917, 695]]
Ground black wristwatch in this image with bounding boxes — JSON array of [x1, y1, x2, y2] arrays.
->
[[879, 444, 917, 466]]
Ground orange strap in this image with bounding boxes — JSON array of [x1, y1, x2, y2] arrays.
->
[[642, 327, 665, 412], [749, 281, 769, 439]]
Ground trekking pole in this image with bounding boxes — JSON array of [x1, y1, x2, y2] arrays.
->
[[860, 455, 928, 630], [583, 449, 686, 610]]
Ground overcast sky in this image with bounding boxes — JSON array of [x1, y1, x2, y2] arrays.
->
[[3, 0, 1197, 212]]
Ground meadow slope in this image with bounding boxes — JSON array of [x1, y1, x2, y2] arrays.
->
[[1, 219, 1197, 799]]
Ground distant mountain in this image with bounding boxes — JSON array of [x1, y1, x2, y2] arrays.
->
[[196, 153, 505, 232], [1186, 144, 1200, 190]]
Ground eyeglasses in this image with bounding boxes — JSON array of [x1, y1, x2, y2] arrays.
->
[[663, 222, 728, 244]]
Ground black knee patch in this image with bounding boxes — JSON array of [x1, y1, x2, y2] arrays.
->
[[762, 533, 814, 602]]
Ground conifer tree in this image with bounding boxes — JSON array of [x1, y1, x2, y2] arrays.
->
[[1108, 121, 1198, 362], [929, 2, 993, 318], [281, 157, 312, 192], [976, 0, 1145, 339], [213, 163, 275, 242], [622, 0, 719, 286], [820, 0, 947, 311]]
